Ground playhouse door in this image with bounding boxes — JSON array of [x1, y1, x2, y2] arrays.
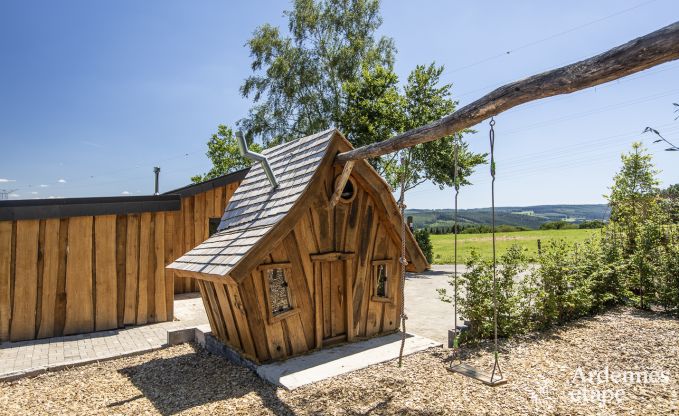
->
[[316, 259, 348, 346]]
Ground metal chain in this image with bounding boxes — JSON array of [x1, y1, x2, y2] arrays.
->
[[397, 150, 410, 368], [451, 142, 460, 365], [489, 117, 504, 382]]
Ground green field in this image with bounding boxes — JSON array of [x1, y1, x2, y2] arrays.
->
[[430, 229, 599, 264]]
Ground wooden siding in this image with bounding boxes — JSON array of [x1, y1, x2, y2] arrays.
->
[[172, 182, 239, 293], [0, 180, 241, 342], [0, 213, 173, 342]]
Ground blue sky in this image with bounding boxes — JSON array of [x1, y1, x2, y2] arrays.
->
[[1, 0, 677, 209]]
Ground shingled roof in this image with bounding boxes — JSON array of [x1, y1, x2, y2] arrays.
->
[[168, 129, 336, 276]]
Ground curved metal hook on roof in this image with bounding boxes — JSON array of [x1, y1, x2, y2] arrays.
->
[[236, 131, 278, 190]]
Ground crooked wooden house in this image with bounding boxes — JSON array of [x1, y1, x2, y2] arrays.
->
[[169, 129, 428, 363]]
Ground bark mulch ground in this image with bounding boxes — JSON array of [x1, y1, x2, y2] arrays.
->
[[1, 307, 677, 415]]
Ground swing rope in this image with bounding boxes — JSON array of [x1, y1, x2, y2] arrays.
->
[[451, 141, 461, 365], [447, 118, 506, 386], [397, 149, 410, 368], [489, 117, 504, 383]]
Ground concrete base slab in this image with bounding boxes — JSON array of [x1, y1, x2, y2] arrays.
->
[[256, 333, 441, 390]]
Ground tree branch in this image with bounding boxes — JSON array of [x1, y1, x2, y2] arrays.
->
[[337, 21, 679, 162]]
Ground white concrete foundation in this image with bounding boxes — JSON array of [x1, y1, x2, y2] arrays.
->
[[256, 333, 441, 390]]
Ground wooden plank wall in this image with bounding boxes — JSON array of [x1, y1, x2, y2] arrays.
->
[[198, 177, 402, 363], [172, 182, 240, 294], [0, 212, 174, 342]]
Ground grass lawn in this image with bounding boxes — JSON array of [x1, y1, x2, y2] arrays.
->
[[430, 228, 599, 264]]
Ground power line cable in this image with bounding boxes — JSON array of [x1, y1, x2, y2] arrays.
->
[[445, 0, 660, 75]]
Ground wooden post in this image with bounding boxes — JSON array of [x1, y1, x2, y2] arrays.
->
[[330, 161, 355, 206]]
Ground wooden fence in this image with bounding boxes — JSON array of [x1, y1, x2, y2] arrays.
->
[[0, 212, 175, 342], [0, 170, 246, 342]]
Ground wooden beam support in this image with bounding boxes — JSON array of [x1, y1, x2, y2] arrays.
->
[[336, 22, 679, 162], [310, 252, 355, 262], [330, 160, 355, 206]]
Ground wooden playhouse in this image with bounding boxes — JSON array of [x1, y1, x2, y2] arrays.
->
[[169, 129, 428, 363]]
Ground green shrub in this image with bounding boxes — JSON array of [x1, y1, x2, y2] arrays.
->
[[414, 228, 434, 264], [578, 220, 605, 229], [655, 229, 679, 312], [540, 221, 578, 230], [438, 245, 531, 340]]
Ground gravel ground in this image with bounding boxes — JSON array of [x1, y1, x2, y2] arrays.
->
[[1, 307, 677, 415]]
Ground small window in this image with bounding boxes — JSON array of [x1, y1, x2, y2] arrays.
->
[[209, 218, 221, 236], [371, 260, 393, 302], [335, 176, 357, 204], [341, 179, 354, 201], [268, 268, 292, 315], [376, 264, 388, 298]]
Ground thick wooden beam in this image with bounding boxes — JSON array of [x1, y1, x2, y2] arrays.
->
[[330, 160, 355, 207], [336, 21, 679, 162]]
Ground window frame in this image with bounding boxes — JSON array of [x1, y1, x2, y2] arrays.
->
[[334, 175, 357, 204], [258, 262, 299, 324], [371, 259, 394, 303]]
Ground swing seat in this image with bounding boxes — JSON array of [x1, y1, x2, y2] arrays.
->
[[448, 363, 508, 386]]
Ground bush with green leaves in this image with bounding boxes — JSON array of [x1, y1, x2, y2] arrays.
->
[[437, 245, 531, 340], [414, 228, 433, 265], [539, 221, 578, 230], [655, 229, 679, 312], [578, 220, 605, 229], [532, 240, 594, 327]]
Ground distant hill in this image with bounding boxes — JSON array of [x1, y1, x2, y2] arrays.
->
[[407, 204, 610, 230]]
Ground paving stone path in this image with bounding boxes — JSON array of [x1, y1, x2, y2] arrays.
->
[[0, 293, 207, 381]]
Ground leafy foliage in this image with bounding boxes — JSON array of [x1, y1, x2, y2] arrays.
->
[[239, 0, 395, 144], [606, 142, 662, 228], [437, 245, 531, 340], [341, 63, 486, 192], [414, 228, 433, 264], [660, 184, 679, 223], [539, 221, 578, 230], [191, 125, 262, 183], [578, 220, 605, 229]]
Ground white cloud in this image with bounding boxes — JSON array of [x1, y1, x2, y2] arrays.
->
[[0, 178, 15, 183], [57, 179, 66, 183], [39, 184, 48, 188], [9, 193, 20, 197], [80, 140, 104, 149], [30, 191, 38, 195], [121, 191, 130, 195]]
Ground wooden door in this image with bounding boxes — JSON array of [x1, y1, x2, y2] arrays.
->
[[314, 257, 354, 346]]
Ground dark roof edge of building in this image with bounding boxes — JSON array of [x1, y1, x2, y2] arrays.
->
[[0, 195, 181, 221], [163, 168, 249, 197]]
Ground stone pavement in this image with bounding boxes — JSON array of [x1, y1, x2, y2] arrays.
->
[[0, 293, 208, 381], [0, 266, 457, 381], [405, 264, 464, 345]]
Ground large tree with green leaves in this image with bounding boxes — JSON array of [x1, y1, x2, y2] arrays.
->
[[340, 63, 486, 192], [239, 0, 395, 145], [191, 125, 262, 183]]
